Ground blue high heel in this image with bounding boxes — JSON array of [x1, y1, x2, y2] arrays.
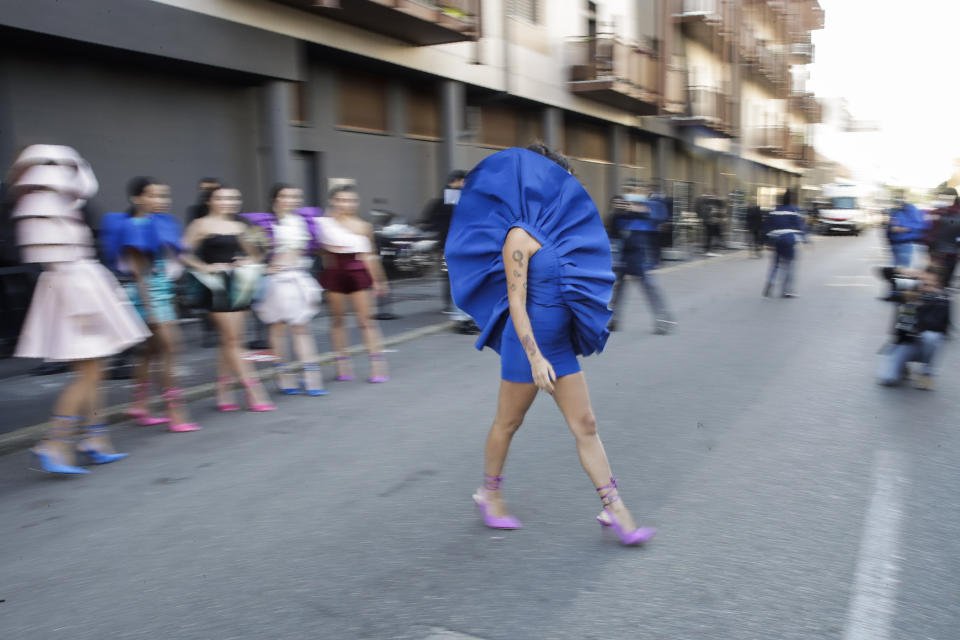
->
[[75, 424, 129, 465], [302, 362, 329, 396], [30, 416, 90, 475], [274, 363, 302, 395]]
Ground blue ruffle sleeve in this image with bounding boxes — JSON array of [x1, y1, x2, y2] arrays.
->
[[99, 212, 183, 274], [445, 147, 615, 357]]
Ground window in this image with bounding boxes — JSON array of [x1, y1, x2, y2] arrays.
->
[[338, 70, 388, 132], [291, 81, 309, 125], [565, 121, 610, 162], [406, 83, 440, 138], [508, 0, 538, 24]]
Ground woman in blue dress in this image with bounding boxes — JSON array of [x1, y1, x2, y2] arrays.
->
[[101, 177, 200, 432], [445, 144, 655, 545]]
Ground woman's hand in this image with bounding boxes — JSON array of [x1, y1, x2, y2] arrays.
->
[[530, 354, 557, 394]]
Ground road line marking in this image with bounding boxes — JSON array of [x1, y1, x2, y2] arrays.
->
[[843, 450, 907, 640], [826, 284, 873, 287]]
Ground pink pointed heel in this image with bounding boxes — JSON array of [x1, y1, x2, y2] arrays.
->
[[242, 378, 275, 412], [162, 388, 201, 432], [368, 353, 388, 383], [596, 478, 655, 546], [128, 382, 169, 426], [472, 474, 522, 530], [215, 377, 240, 412]]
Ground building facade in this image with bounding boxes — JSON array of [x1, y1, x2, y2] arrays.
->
[[0, 0, 823, 220]]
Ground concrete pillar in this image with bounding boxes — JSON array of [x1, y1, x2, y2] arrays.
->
[[387, 79, 405, 137], [654, 135, 672, 193], [542, 107, 563, 151], [440, 79, 465, 183], [263, 80, 293, 187], [609, 124, 625, 197]]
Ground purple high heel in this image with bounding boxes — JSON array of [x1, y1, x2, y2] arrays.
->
[[597, 478, 655, 546], [334, 356, 354, 382], [368, 353, 388, 383], [472, 474, 522, 530]]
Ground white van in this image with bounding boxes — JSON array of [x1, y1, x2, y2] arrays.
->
[[819, 183, 866, 235]]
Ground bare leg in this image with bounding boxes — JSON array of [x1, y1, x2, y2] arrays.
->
[[150, 321, 193, 425], [480, 380, 539, 518], [552, 372, 640, 531], [269, 322, 297, 390], [211, 311, 271, 406], [291, 323, 323, 390], [131, 338, 155, 414], [215, 331, 234, 406], [349, 289, 386, 378], [326, 292, 351, 377], [37, 358, 100, 465]]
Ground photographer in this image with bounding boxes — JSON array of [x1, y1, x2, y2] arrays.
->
[[877, 265, 951, 389]]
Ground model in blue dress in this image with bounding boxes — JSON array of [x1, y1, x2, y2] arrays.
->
[[445, 144, 656, 545]]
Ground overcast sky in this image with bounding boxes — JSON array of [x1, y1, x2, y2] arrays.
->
[[808, 0, 957, 189]]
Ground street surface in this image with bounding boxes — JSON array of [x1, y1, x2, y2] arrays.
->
[[1, 231, 958, 639]]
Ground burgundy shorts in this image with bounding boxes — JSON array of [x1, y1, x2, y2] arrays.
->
[[319, 253, 373, 294]]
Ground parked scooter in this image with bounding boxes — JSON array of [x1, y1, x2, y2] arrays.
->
[[371, 210, 441, 279]]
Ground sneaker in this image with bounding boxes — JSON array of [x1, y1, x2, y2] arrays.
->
[[654, 319, 677, 335]]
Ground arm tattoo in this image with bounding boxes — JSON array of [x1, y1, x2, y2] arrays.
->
[[510, 283, 517, 291], [513, 269, 521, 278], [512, 250, 524, 266], [521, 334, 538, 358]]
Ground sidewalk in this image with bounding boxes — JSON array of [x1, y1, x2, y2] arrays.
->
[[0, 276, 458, 448]]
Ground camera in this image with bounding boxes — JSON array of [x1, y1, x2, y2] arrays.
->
[[877, 266, 920, 300]]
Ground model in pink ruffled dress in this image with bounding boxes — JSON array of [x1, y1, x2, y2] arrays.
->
[[9, 145, 150, 475]]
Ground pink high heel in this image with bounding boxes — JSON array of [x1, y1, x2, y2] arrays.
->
[[334, 356, 354, 382], [128, 382, 169, 426], [162, 388, 201, 432], [472, 474, 522, 530], [596, 478, 655, 546], [215, 377, 240, 412], [242, 378, 275, 412]]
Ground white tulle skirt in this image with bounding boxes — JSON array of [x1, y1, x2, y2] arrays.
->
[[15, 260, 150, 361], [253, 269, 322, 326]]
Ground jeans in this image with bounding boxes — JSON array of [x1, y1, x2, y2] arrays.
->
[[610, 233, 672, 325], [876, 331, 944, 384], [766, 251, 795, 295], [890, 242, 913, 268]]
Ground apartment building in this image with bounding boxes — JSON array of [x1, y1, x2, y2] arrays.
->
[[0, 0, 823, 220]]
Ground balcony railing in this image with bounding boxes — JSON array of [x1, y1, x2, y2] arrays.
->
[[790, 41, 814, 64], [674, 0, 732, 45], [750, 125, 790, 157], [274, 0, 480, 46], [789, 92, 822, 123], [567, 35, 660, 115], [674, 85, 734, 136]]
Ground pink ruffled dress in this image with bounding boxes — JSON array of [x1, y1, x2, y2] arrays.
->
[[11, 145, 150, 361]]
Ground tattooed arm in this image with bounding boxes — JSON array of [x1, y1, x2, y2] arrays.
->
[[502, 227, 556, 392]]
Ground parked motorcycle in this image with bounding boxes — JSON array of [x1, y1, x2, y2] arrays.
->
[[371, 210, 441, 279]]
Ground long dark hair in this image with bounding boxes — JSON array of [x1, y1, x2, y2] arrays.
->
[[269, 182, 295, 214], [127, 176, 160, 215]]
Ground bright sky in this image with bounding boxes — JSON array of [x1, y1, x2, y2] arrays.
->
[[808, 0, 959, 189]]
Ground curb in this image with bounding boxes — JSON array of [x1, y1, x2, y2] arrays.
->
[[0, 320, 455, 457]]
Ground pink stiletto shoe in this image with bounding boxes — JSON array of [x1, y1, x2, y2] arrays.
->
[[472, 474, 522, 530], [242, 378, 275, 412], [215, 377, 240, 412], [596, 478, 655, 546], [128, 382, 169, 426], [162, 388, 201, 433]]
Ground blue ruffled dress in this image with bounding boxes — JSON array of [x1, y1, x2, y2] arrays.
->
[[445, 148, 615, 383], [100, 213, 184, 323]]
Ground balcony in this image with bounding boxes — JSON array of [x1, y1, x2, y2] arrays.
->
[[750, 125, 789, 157], [745, 41, 789, 95], [664, 67, 687, 114], [796, 145, 816, 169], [674, 0, 731, 46], [790, 32, 814, 64], [789, 92, 822, 123], [673, 86, 734, 137], [272, 0, 480, 46], [567, 35, 660, 115]]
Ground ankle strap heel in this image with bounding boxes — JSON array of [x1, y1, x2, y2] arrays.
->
[[163, 388, 201, 433], [76, 424, 128, 465], [596, 477, 655, 546], [473, 473, 522, 530], [368, 353, 389, 384], [31, 416, 90, 475], [242, 378, 276, 412], [302, 362, 329, 396]]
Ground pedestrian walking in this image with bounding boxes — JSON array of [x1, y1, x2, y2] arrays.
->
[[445, 144, 655, 545], [762, 189, 809, 298], [9, 145, 150, 475], [181, 185, 275, 412], [746, 199, 765, 258], [607, 181, 676, 334], [886, 191, 927, 268], [243, 184, 327, 396], [100, 177, 200, 432], [315, 184, 389, 383], [924, 187, 960, 288]]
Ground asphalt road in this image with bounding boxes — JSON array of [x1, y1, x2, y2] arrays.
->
[[1, 231, 957, 640]]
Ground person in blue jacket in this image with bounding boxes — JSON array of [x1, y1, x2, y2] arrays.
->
[[886, 191, 928, 268], [763, 189, 809, 298], [607, 180, 675, 334], [445, 144, 655, 546]]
